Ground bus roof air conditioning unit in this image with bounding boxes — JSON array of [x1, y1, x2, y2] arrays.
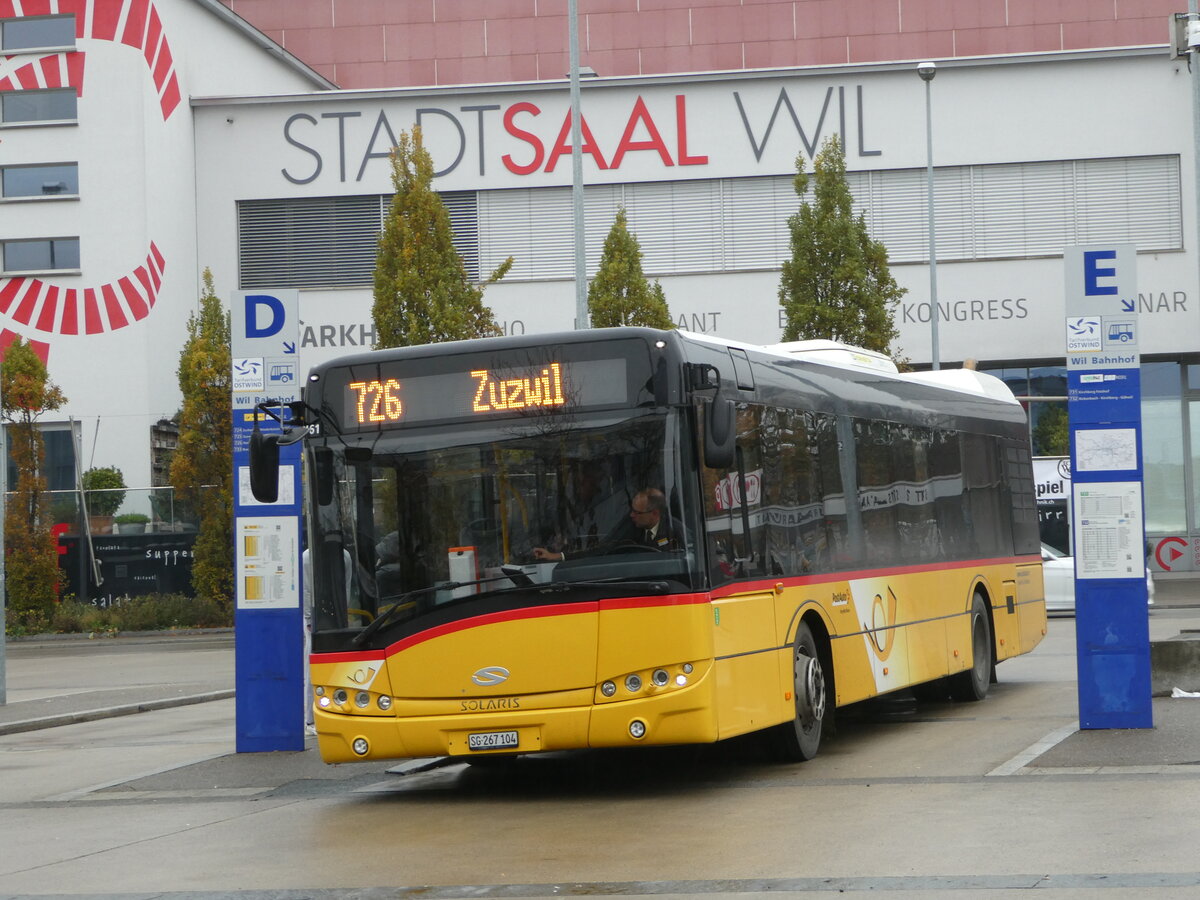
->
[[765, 340, 899, 374]]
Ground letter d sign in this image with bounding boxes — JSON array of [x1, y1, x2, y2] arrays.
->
[[246, 294, 285, 338], [232, 289, 298, 360]]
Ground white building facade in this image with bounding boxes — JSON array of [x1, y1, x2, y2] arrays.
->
[[0, 0, 330, 494], [5, 2, 1200, 571]]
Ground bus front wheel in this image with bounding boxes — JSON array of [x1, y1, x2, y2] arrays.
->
[[776, 621, 827, 761], [949, 593, 992, 702]]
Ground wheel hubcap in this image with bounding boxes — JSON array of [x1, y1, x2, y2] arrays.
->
[[796, 653, 826, 728]]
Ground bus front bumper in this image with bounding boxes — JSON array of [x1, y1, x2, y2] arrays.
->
[[314, 677, 719, 764]]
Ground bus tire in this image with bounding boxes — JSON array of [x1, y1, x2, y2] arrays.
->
[[950, 593, 992, 702], [776, 621, 827, 761]]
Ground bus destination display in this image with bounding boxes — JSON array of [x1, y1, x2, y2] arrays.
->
[[341, 358, 627, 429]]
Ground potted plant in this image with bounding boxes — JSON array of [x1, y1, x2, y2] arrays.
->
[[82, 466, 126, 533], [114, 512, 150, 534]]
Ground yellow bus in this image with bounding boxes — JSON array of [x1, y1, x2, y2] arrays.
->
[[250, 327, 1046, 764]]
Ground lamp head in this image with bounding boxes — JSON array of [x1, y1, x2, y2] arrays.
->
[[917, 61, 936, 82]]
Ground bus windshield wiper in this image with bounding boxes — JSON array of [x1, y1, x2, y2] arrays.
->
[[352, 569, 528, 647]]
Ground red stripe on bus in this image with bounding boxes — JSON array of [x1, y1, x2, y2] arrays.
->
[[313, 556, 1041, 664], [385, 602, 599, 657], [598, 592, 710, 611], [312, 649, 387, 666], [318, 592, 718, 664]]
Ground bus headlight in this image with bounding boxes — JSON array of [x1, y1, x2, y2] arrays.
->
[[355, 691, 370, 708], [333, 689, 348, 706], [598, 663, 702, 702], [629, 720, 647, 739], [352, 737, 369, 756], [377, 695, 392, 711]]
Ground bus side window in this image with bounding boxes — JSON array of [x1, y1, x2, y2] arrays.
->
[[701, 404, 767, 582]]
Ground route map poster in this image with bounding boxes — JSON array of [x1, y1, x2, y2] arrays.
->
[[1074, 428, 1138, 473]]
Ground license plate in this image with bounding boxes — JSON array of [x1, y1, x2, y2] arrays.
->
[[468, 730, 519, 751]]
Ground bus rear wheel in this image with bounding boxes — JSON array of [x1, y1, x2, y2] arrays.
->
[[949, 593, 992, 702], [776, 621, 827, 761]]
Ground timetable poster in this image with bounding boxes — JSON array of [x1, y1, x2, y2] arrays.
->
[[1073, 482, 1144, 580], [236, 516, 300, 609]]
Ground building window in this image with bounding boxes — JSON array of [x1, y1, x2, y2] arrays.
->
[[1, 88, 78, 125], [0, 14, 75, 52], [1, 237, 80, 273], [983, 360, 1188, 537], [236, 192, 478, 289], [476, 155, 1183, 281], [234, 155, 1181, 290], [1, 163, 79, 199]]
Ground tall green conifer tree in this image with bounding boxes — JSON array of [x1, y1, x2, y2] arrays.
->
[[587, 207, 673, 329], [171, 269, 233, 613], [778, 135, 903, 354], [373, 127, 511, 348]]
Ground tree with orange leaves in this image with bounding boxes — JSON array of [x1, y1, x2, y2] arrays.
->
[[1, 338, 66, 627]]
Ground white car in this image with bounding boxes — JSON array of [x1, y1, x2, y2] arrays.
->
[[1040, 543, 1155, 615]]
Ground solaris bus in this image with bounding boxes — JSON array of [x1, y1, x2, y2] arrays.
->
[[248, 327, 1046, 764]]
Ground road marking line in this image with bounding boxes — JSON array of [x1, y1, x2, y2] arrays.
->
[[987, 720, 1079, 776]]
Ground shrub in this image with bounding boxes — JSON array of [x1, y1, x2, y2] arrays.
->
[[82, 466, 126, 517], [19, 593, 232, 636]]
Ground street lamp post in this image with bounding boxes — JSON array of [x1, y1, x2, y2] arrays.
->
[[568, 0, 587, 329], [918, 61, 939, 370]]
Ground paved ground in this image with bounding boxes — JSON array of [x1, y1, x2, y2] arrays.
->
[[0, 630, 235, 735], [1, 587, 1199, 898], [3, 579, 1198, 766]]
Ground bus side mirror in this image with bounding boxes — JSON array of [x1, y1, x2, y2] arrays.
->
[[249, 426, 281, 503], [314, 446, 334, 506], [704, 397, 736, 469]]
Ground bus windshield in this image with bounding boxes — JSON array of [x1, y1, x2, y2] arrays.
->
[[307, 409, 703, 650]]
